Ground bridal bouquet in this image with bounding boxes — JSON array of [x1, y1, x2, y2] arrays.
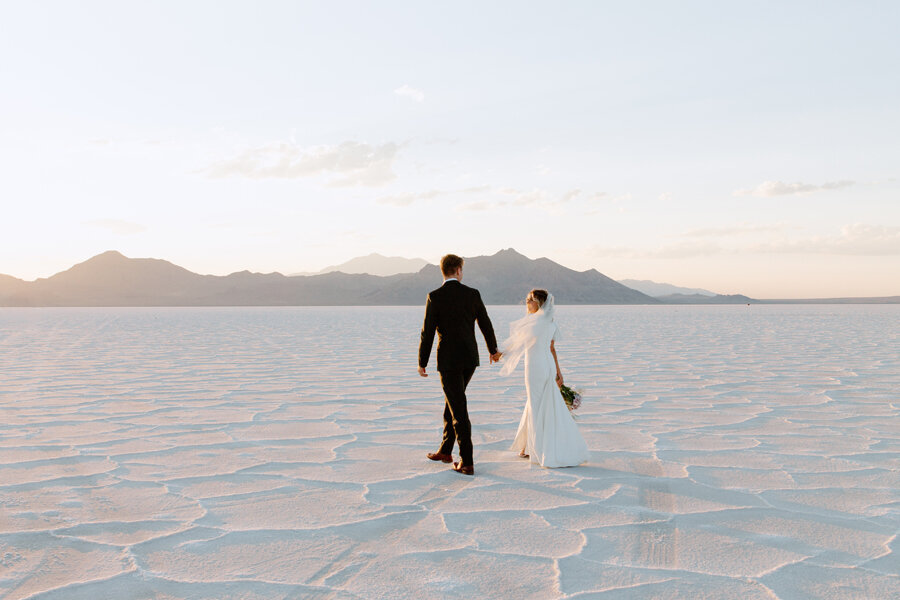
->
[[559, 384, 583, 411]]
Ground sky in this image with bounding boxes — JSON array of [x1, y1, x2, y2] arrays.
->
[[1, 1, 898, 298]]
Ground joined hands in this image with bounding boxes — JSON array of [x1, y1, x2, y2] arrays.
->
[[419, 352, 502, 376]]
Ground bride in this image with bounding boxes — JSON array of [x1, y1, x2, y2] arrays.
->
[[500, 289, 589, 468]]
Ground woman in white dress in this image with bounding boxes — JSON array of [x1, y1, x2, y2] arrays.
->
[[500, 289, 589, 468]]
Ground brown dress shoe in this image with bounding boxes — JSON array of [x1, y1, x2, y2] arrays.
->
[[427, 452, 453, 463], [452, 461, 475, 476]]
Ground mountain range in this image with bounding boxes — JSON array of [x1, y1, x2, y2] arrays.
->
[[2, 250, 895, 306], [296, 257, 719, 297], [0, 249, 659, 306]]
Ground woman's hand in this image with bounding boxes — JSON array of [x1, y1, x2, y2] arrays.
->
[[556, 372, 564, 387]]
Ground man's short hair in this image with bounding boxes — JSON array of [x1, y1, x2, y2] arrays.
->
[[440, 254, 464, 276]]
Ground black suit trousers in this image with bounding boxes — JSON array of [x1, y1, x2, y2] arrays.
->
[[438, 366, 477, 466]]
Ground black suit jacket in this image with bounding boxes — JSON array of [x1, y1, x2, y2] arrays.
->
[[418, 280, 499, 372]]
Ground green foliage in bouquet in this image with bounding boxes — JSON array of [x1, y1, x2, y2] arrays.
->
[[559, 384, 583, 411]]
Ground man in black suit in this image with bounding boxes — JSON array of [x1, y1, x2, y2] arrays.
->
[[418, 253, 501, 476]]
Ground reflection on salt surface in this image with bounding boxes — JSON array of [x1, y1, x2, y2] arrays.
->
[[0, 305, 898, 599]]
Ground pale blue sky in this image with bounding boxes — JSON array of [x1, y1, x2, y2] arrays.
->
[[1, 1, 898, 297]]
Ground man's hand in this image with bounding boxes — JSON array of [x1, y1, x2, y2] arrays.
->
[[490, 352, 503, 364], [418, 366, 428, 377]]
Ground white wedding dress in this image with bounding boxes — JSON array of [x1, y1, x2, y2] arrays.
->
[[500, 294, 589, 468]]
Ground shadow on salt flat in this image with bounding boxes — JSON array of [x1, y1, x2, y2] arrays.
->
[[340, 548, 560, 600], [578, 519, 812, 579], [760, 561, 900, 599]]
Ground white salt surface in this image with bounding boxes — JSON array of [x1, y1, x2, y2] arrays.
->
[[0, 305, 898, 599]]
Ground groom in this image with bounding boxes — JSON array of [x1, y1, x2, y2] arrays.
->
[[418, 254, 501, 475]]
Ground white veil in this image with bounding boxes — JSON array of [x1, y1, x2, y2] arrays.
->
[[499, 292, 556, 376]]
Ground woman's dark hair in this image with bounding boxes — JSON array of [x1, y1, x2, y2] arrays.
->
[[440, 254, 464, 276], [529, 288, 549, 307]]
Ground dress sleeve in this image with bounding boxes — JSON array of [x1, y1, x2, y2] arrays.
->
[[552, 322, 561, 342]]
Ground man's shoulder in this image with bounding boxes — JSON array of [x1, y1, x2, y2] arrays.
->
[[427, 286, 448, 305], [459, 283, 482, 297]]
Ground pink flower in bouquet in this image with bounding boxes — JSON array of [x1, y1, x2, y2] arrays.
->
[[559, 384, 584, 412]]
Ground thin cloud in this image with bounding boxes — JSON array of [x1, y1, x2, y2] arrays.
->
[[380, 185, 594, 212], [560, 189, 582, 203], [681, 223, 795, 238], [734, 180, 855, 197], [459, 185, 492, 194], [591, 242, 725, 259], [377, 194, 418, 207], [458, 201, 491, 211], [450, 187, 605, 212], [750, 223, 900, 255], [502, 187, 585, 207], [585, 192, 626, 215], [418, 137, 460, 146], [394, 84, 425, 102], [377, 190, 441, 206], [456, 187, 581, 211], [84, 219, 146, 235], [583, 191, 609, 212], [204, 141, 400, 187], [503, 188, 547, 206], [376, 185, 491, 207], [592, 223, 899, 259]]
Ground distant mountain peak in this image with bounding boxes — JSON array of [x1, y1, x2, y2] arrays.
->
[[493, 248, 527, 258], [65, 250, 130, 272], [487, 248, 534, 264], [74, 250, 148, 270], [92, 250, 128, 261], [619, 278, 716, 298], [0, 249, 767, 306], [296, 253, 430, 277]]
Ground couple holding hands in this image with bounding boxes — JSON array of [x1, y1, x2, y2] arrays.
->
[[418, 254, 589, 475]]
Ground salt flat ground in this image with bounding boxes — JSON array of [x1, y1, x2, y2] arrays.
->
[[0, 305, 898, 600]]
